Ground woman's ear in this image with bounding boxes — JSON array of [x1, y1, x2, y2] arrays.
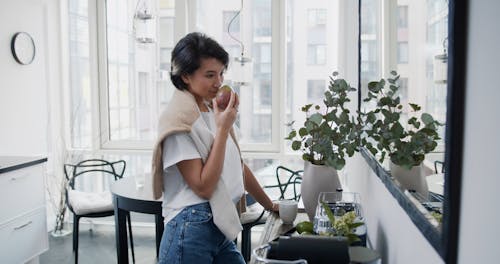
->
[[181, 74, 190, 85]]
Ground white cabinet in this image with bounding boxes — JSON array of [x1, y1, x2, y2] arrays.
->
[[0, 157, 48, 264]]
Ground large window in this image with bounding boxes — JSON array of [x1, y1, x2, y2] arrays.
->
[[67, 0, 346, 173], [68, 0, 92, 148]]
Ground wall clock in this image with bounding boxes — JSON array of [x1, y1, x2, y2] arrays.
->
[[11, 32, 36, 65]]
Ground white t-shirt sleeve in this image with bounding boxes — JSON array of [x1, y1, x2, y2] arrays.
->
[[162, 132, 201, 170]]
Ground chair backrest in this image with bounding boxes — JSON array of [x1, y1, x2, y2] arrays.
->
[[274, 165, 303, 201], [64, 159, 126, 190], [434, 160, 445, 174]]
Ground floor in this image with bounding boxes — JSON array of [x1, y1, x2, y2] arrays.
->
[[39, 222, 264, 264]]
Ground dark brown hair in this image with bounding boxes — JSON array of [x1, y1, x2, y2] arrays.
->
[[170, 32, 229, 90]]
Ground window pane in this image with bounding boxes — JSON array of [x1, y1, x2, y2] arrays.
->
[[68, 0, 92, 148], [359, 0, 381, 112], [157, 5, 176, 109], [285, 0, 341, 154], [105, 0, 176, 143], [307, 80, 326, 109], [397, 42, 409, 63], [397, 6, 408, 28], [193, 0, 273, 145], [397, 0, 447, 142]]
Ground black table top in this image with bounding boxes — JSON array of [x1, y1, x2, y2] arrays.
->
[[111, 176, 160, 203]]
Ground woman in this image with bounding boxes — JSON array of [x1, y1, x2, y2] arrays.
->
[[151, 32, 278, 263]]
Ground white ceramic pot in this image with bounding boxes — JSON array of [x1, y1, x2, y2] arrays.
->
[[301, 162, 341, 221], [389, 162, 429, 199]]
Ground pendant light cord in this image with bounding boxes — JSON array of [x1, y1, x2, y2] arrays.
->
[[227, 0, 245, 58]]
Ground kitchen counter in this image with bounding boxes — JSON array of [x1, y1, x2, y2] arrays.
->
[[0, 156, 47, 174]]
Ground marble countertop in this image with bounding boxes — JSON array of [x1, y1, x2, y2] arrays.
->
[[0, 156, 47, 174]]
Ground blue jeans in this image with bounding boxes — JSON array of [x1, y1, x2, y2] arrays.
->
[[158, 202, 245, 264]]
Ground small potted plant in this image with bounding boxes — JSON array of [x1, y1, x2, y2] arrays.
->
[[359, 71, 443, 198], [285, 71, 361, 220]]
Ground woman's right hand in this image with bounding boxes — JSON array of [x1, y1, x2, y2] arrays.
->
[[213, 91, 238, 133]]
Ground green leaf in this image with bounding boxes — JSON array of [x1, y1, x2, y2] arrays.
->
[[391, 122, 405, 138], [286, 130, 296, 140], [409, 103, 421, 111], [421, 113, 435, 125], [298, 127, 308, 137], [348, 222, 365, 229], [339, 111, 349, 123], [345, 233, 361, 245], [379, 97, 393, 106], [321, 202, 336, 226], [368, 81, 381, 93], [309, 113, 323, 125], [302, 104, 313, 112], [291, 141, 301, 150]]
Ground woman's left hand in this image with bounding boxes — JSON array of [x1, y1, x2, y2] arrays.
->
[[269, 202, 279, 212]]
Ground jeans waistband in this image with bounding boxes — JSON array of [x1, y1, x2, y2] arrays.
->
[[185, 202, 211, 212]]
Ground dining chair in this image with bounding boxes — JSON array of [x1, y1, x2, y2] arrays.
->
[[64, 159, 135, 264], [239, 193, 268, 262], [266, 165, 303, 201], [434, 160, 445, 174]]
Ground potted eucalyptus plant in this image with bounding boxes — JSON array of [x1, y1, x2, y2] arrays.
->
[[285, 71, 361, 220], [359, 71, 443, 198]]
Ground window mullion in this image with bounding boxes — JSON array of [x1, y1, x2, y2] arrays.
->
[[274, 0, 286, 153], [174, 0, 189, 41], [93, 0, 106, 152]]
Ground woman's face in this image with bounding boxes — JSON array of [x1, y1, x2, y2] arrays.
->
[[182, 57, 225, 103]]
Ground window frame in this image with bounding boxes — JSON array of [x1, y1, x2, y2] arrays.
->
[[69, 0, 358, 159]]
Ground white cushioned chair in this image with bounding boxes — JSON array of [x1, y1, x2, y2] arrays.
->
[[64, 159, 135, 264]]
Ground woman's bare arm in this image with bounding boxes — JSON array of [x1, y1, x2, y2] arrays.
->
[[243, 164, 279, 212]]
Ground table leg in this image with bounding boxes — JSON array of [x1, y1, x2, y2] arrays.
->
[[155, 214, 164, 258], [114, 197, 129, 264]]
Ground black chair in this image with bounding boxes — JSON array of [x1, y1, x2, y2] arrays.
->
[[239, 165, 303, 262], [239, 193, 268, 262], [266, 165, 303, 201], [64, 159, 135, 264], [434, 160, 445, 174]]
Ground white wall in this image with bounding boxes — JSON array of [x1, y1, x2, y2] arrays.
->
[[0, 0, 51, 156], [458, 0, 500, 263], [0, 0, 63, 231], [0, 0, 61, 158]]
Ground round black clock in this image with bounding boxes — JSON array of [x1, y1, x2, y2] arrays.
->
[[11, 32, 36, 65]]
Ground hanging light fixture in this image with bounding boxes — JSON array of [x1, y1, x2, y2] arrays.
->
[[133, 0, 156, 44], [227, 0, 253, 86], [433, 37, 448, 84]]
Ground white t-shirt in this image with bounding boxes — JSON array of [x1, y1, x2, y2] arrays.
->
[[161, 111, 244, 224]]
